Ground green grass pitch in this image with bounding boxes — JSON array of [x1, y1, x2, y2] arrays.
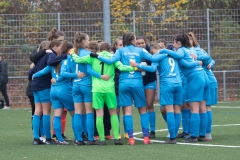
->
[[0, 102, 240, 160]]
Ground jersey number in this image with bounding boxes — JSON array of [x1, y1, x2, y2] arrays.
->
[[168, 57, 175, 75], [100, 62, 104, 75]]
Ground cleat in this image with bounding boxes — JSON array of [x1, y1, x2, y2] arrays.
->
[[143, 137, 151, 144], [181, 137, 198, 143], [57, 141, 69, 145], [105, 135, 113, 140], [99, 141, 107, 145], [149, 131, 156, 138], [45, 139, 57, 145], [86, 140, 100, 145], [128, 138, 135, 145], [124, 133, 129, 139], [94, 136, 100, 141], [114, 139, 123, 145], [74, 140, 86, 145], [39, 136, 46, 143], [176, 132, 189, 138], [62, 134, 71, 141], [118, 134, 122, 139], [164, 139, 177, 144], [52, 134, 57, 141], [198, 136, 206, 142], [33, 139, 45, 145]]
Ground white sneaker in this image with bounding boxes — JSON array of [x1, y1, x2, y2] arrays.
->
[[205, 133, 212, 141], [2, 106, 10, 109]]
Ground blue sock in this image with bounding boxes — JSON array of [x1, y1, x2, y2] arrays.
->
[[174, 113, 181, 137], [166, 112, 175, 139], [40, 116, 44, 137], [43, 114, 51, 139], [206, 111, 212, 133], [199, 112, 208, 137], [86, 113, 94, 141], [71, 115, 77, 140], [74, 114, 83, 141], [82, 114, 87, 136], [187, 109, 191, 133], [53, 116, 63, 141], [140, 113, 149, 137], [148, 111, 156, 132], [124, 115, 133, 138], [190, 113, 200, 138], [117, 115, 121, 134], [33, 114, 40, 139], [181, 110, 188, 133]]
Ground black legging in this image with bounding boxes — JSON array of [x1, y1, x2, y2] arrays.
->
[[0, 83, 9, 106]]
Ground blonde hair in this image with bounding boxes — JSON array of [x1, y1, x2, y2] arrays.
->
[[188, 32, 199, 47]]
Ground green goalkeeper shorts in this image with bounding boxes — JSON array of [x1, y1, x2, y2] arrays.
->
[[92, 92, 117, 109]]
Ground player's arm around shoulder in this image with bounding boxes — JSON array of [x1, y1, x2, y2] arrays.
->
[[71, 51, 91, 64], [114, 61, 135, 72]]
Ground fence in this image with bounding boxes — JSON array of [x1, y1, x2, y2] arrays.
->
[[0, 9, 239, 107]]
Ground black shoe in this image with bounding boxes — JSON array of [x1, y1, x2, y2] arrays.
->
[[45, 139, 57, 145], [176, 132, 189, 138], [164, 139, 177, 144], [57, 141, 69, 145], [149, 131, 156, 138], [33, 139, 45, 145], [114, 139, 123, 145], [62, 134, 71, 141], [198, 136, 206, 142], [100, 141, 106, 145], [74, 140, 86, 146], [86, 140, 100, 145], [181, 137, 198, 143], [82, 133, 88, 141]]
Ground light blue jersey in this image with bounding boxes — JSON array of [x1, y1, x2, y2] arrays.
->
[[63, 49, 101, 86], [98, 44, 167, 87]]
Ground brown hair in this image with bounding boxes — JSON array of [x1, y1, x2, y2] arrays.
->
[[47, 27, 64, 41], [150, 43, 162, 54], [38, 41, 50, 51], [123, 32, 135, 46], [88, 41, 99, 52], [99, 42, 111, 52], [49, 40, 63, 74], [74, 32, 88, 55], [188, 32, 199, 47], [112, 36, 122, 51]]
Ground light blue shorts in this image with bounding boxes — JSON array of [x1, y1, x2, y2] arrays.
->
[[51, 84, 74, 111], [119, 84, 146, 108], [160, 83, 182, 106], [72, 83, 92, 103], [206, 82, 218, 106], [33, 88, 51, 103], [144, 81, 156, 90]]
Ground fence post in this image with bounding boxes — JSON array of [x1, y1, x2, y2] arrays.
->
[[103, 0, 111, 44], [133, 11, 135, 34], [207, 8, 210, 55], [58, 12, 60, 30], [223, 71, 226, 101]]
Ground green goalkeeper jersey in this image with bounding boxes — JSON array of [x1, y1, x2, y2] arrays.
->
[[72, 51, 134, 93]]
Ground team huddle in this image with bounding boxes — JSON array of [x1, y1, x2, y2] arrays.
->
[[29, 28, 218, 145]]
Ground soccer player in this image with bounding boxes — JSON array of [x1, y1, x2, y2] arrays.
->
[[130, 43, 182, 144], [158, 34, 209, 143], [88, 32, 168, 145], [136, 36, 157, 138], [189, 32, 217, 141], [69, 42, 136, 145], [32, 40, 75, 145]]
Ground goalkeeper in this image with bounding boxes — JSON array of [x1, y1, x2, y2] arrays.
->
[[69, 42, 136, 145]]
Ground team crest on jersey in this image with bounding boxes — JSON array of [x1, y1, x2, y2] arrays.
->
[[63, 60, 67, 65]]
